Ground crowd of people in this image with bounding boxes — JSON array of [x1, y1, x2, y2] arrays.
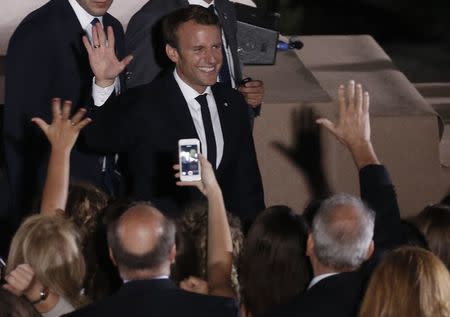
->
[[1, 1, 450, 317]]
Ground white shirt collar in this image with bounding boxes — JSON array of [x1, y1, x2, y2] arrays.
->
[[68, 0, 104, 32], [308, 272, 339, 290], [173, 69, 213, 106], [123, 275, 169, 284], [188, 0, 215, 8]]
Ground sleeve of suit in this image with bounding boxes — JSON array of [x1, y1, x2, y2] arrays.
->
[[359, 165, 403, 252], [3, 23, 53, 208], [228, 95, 265, 225]]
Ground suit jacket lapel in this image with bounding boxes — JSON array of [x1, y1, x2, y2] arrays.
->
[[58, 0, 87, 57], [215, 0, 232, 41], [213, 0, 242, 83], [164, 72, 199, 140], [212, 84, 232, 171]]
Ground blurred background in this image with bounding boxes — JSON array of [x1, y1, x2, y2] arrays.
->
[[256, 0, 450, 83]]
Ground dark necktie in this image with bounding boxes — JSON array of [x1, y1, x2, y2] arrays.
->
[[195, 94, 217, 168], [91, 17, 100, 26], [208, 5, 232, 87]]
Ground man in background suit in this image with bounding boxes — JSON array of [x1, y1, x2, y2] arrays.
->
[[66, 201, 239, 317], [3, 0, 130, 220], [264, 81, 405, 317], [83, 6, 265, 225], [125, 0, 264, 122]]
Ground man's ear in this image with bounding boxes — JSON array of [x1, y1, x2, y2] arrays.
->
[[306, 233, 314, 257], [166, 44, 179, 63], [109, 248, 117, 266], [169, 244, 177, 264], [366, 240, 375, 260]]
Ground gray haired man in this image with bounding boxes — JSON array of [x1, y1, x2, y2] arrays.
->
[[307, 193, 375, 285], [264, 81, 404, 317]]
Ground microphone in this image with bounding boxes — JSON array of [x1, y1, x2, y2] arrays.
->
[[277, 37, 304, 51]]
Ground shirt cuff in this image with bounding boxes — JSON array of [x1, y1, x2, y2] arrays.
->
[[92, 77, 116, 106]]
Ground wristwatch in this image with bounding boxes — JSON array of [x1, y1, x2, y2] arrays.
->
[[30, 287, 49, 304]]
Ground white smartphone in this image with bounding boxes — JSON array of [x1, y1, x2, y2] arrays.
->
[[178, 138, 201, 181]]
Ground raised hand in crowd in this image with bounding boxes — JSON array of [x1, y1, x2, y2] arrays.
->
[[273, 106, 331, 199], [238, 79, 265, 108], [82, 22, 133, 88], [317, 80, 380, 168], [2, 263, 49, 310], [32, 99, 91, 215], [174, 155, 235, 298]]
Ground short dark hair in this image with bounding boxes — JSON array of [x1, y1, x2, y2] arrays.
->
[[107, 202, 176, 271], [162, 5, 220, 49]]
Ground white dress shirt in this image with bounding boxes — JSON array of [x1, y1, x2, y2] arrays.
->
[[173, 69, 224, 169], [68, 0, 119, 106], [308, 272, 339, 290], [123, 275, 169, 284], [188, 0, 236, 88]]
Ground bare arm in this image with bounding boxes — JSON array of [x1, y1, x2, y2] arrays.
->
[[32, 99, 91, 215], [175, 155, 234, 298]]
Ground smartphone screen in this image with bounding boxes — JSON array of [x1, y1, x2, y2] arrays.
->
[[180, 144, 200, 177]]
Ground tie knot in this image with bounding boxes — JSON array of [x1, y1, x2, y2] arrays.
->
[[195, 94, 208, 108], [91, 17, 100, 26]]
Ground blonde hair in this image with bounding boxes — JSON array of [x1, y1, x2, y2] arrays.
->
[[6, 214, 87, 308], [359, 246, 450, 317]]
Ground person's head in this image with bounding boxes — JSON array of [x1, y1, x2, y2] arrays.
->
[[308, 194, 375, 273], [410, 204, 450, 269], [240, 206, 310, 317], [107, 202, 176, 280], [66, 182, 109, 244], [171, 202, 243, 294], [163, 6, 222, 93], [76, 0, 113, 17], [0, 288, 41, 317], [359, 246, 450, 317], [6, 215, 86, 308]]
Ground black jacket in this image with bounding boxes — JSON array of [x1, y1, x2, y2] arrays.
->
[[263, 165, 404, 317], [3, 0, 125, 214], [64, 279, 239, 317], [83, 71, 265, 223]]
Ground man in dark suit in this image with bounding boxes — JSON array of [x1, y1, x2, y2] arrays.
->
[[3, 0, 130, 219], [264, 81, 404, 317], [65, 201, 239, 317], [83, 6, 265, 224], [125, 0, 264, 122]]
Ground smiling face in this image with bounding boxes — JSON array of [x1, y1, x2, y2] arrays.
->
[[166, 20, 223, 93], [76, 0, 113, 16]]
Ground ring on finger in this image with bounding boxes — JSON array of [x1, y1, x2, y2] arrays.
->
[[93, 44, 101, 49]]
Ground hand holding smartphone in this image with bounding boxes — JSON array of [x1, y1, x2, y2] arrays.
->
[[178, 138, 201, 181]]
